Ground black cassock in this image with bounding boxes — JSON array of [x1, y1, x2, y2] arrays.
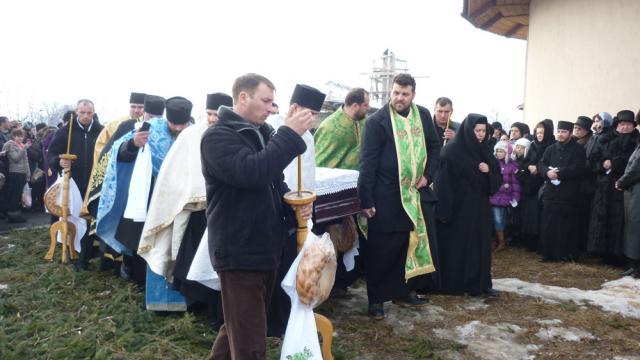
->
[[517, 120, 556, 251], [172, 210, 223, 328], [537, 138, 586, 261], [358, 103, 441, 303], [435, 114, 502, 296]]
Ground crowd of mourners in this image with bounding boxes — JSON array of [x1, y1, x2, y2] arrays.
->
[[1, 73, 640, 359], [0, 116, 69, 222], [480, 111, 640, 278]]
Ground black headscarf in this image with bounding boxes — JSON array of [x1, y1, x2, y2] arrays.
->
[[526, 119, 555, 166], [510, 122, 531, 138], [440, 113, 500, 188]]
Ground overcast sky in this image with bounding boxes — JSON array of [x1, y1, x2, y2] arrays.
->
[[0, 0, 526, 126]]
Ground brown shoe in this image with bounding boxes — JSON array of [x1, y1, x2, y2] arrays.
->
[[494, 230, 507, 252]]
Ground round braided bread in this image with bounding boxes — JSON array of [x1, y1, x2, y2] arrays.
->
[[296, 235, 337, 307]]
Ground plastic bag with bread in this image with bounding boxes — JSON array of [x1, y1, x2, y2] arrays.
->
[[296, 232, 337, 308]]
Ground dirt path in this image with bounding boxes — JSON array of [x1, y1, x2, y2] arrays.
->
[[316, 247, 640, 359]]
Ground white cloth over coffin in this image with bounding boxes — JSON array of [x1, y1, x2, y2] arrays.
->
[[315, 167, 358, 196], [315, 167, 360, 270], [138, 122, 207, 278], [51, 176, 86, 253], [267, 114, 316, 191], [280, 220, 322, 359], [186, 229, 221, 290], [123, 145, 153, 221]]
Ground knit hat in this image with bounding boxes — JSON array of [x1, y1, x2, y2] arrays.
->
[[512, 137, 532, 160], [494, 140, 510, 163]]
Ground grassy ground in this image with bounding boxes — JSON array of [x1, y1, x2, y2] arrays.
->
[[2, 229, 640, 359]]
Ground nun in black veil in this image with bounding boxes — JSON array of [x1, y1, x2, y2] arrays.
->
[[434, 114, 503, 296]]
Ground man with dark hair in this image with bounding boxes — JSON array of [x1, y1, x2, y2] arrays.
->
[[315, 87, 370, 169], [359, 73, 441, 319], [86, 95, 166, 277], [433, 97, 459, 145], [313, 87, 370, 298], [96, 96, 188, 286], [201, 73, 313, 359], [573, 115, 594, 251], [93, 92, 146, 165], [537, 120, 586, 262], [48, 99, 104, 270], [138, 92, 232, 328]]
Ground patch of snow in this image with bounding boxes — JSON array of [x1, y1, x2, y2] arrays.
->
[[0, 284, 8, 290], [613, 356, 640, 360], [460, 298, 489, 311], [535, 326, 595, 342], [434, 320, 539, 360], [493, 277, 640, 319], [341, 286, 446, 330], [385, 304, 446, 335], [535, 319, 562, 325]]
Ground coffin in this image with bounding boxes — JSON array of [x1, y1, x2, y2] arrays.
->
[[313, 167, 360, 224]]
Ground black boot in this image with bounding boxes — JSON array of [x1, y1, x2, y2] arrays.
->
[[392, 290, 428, 307], [621, 259, 640, 277], [620, 267, 637, 277], [368, 303, 384, 320]]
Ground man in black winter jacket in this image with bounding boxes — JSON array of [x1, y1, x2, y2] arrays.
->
[[201, 73, 314, 360], [47, 99, 103, 270]]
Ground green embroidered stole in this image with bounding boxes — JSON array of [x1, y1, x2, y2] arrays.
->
[[390, 103, 435, 279]]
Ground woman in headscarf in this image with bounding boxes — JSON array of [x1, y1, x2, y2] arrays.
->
[[587, 112, 613, 158], [435, 114, 502, 296], [588, 110, 639, 263], [517, 119, 555, 251]]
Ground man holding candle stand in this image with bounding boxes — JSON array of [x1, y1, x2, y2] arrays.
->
[[201, 73, 325, 359], [47, 99, 104, 271]]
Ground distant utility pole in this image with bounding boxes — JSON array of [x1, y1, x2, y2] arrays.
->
[[363, 49, 427, 106]]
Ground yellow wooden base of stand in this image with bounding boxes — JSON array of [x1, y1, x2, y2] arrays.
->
[[284, 190, 334, 360], [45, 220, 77, 264], [44, 158, 78, 265], [314, 313, 334, 360]]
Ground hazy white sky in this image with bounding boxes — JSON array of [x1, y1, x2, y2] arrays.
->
[[0, 0, 526, 125]]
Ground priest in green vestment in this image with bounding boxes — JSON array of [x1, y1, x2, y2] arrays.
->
[[314, 88, 370, 170]]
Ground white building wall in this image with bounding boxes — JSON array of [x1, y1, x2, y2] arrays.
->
[[524, 0, 640, 126]]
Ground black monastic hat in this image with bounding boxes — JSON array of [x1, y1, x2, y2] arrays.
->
[[616, 110, 636, 125], [575, 116, 593, 132], [165, 97, 192, 124], [557, 120, 573, 132], [290, 84, 326, 112], [206, 93, 233, 110], [129, 92, 146, 104], [144, 95, 165, 116]]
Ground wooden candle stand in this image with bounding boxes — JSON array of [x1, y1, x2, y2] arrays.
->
[[45, 154, 78, 264], [284, 189, 334, 360]]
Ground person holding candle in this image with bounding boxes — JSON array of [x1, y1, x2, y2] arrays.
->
[[47, 99, 104, 269], [201, 74, 316, 359]]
